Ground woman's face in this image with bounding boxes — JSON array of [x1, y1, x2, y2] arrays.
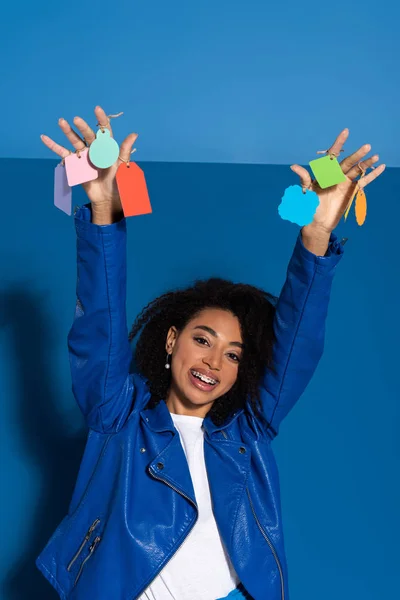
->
[[165, 308, 243, 417]]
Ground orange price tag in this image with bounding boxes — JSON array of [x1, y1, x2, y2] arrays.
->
[[116, 162, 152, 217], [355, 188, 367, 226], [344, 183, 367, 226]]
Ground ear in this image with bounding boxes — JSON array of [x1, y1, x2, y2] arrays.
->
[[165, 326, 178, 354]]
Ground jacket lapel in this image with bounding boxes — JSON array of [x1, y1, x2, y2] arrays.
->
[[140, 401, 197, 507]]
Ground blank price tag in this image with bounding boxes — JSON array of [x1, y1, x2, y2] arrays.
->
[[116, 162, 152, 217], [309, 155, 347, 189], [54, 163, 72, 215], [89, 129, 120, 169], [344, 180, 367, 226], [64, 148, 99, 187], [355, 188, 367, 225], [278, 185, 319, 226]]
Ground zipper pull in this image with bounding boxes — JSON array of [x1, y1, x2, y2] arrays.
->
[[89, 536, 101, 553], [67, 518, 101, 572], [83, 518, 100, 543], [88, 518, 100, 535], [73, 536, 101, 586]]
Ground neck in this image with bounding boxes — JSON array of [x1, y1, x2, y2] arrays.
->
[[166, 388, 212, 419]]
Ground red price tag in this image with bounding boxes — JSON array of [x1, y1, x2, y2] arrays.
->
[[116, 162, 152, 217]]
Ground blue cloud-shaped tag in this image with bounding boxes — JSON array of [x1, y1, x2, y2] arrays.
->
[[278, 185, 319, 226]]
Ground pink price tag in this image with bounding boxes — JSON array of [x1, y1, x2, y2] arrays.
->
[[54, 163, 72, 215], [64, 148, 99, 187]]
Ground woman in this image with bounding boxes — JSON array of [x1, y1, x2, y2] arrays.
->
[[37, 106, 385, 600]]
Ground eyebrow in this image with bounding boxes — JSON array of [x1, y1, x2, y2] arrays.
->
[[192, 325, 244, 349]]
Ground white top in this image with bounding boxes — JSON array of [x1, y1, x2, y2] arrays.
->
[[139, 412, 239, 600]]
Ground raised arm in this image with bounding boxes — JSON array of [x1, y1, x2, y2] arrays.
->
[[41, 105, 143, 432], [259, 127, 385, 438], [260, 227, 344, 438], [67, 203, 137, 432]]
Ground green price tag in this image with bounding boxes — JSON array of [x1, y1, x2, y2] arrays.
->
[[309, 155, 347, 189]]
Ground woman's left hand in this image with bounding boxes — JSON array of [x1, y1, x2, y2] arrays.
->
[[290, 129, 386, 234]]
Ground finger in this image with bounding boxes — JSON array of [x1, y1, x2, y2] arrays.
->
[[290, 164, 313, 192], [340, 144, 371, 173], [359, 163, 386, 189], [94, 105, 113, 137], [58, 118, 86, 151], [346, 154, 379, 180], [73, 116, 96, 145], [327, 128, 349, 158], [40, 134, 71, 159], [118, 133, 139, 162]]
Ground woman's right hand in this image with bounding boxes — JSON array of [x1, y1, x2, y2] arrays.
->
[[41, 105, 138, 212]]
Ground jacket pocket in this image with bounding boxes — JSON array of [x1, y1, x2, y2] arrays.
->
[[67, 518, 100, 573]]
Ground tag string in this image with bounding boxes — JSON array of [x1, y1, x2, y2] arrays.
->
[[118, 148, 137, 166], [316, 149, 344, 161], [97, 112, 124, 131], [356, 168, 368, 192], [356, 161, 375, 190]]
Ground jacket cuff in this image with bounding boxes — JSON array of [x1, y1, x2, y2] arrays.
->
[[73, 203, 127, 237], [295, 228, 345, 275]]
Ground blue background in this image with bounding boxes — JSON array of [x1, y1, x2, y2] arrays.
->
[[1, 0, 399, 166], [1, 1, 399, 599]]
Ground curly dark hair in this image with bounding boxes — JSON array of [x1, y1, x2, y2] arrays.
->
[[128, 278, 278, 427]]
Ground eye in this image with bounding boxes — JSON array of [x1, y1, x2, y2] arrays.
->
[[228, 352, 240, 362], [194, 336, 209, 346]]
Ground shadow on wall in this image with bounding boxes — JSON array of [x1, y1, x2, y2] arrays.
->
[[2, 287, 87, 600]]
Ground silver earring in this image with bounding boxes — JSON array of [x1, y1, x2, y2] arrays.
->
[[165, 353, 171, 369]]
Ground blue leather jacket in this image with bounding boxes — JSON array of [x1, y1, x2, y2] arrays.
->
[[36, 204, 344, 599]]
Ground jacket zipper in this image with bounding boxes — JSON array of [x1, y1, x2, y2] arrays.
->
[[67, 518, 100, 572], [221, 429, 284, 600], [246, 488, 284, 600], [73, 535, 101, 586], [134, 469, 198, 598], [149, 466, 198, 512], [66, 432, 111, 573]]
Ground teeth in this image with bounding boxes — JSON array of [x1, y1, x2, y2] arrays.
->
[[192, 371, 217, 385]]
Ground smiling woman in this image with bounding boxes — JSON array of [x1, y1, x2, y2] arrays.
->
[[36, 105, 386, 600]]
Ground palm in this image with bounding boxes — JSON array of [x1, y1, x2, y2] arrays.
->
[[291, 129, 386, 232], [310, 177, 357, 231], [83, 161, 120, 205]]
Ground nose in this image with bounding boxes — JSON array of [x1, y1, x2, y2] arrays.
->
[[202, 351, 222, 371]]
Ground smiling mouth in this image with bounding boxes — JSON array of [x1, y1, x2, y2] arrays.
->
[[189, 369, 219, 388]]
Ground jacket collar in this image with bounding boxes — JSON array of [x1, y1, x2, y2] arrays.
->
[[203, 409, 244, 436], [140, 400, 175, 433], [141, 399, 244, 437]]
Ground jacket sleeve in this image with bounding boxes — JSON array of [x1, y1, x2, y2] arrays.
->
[[259, 229, 345, 438], [67, 203, 136, 433]]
